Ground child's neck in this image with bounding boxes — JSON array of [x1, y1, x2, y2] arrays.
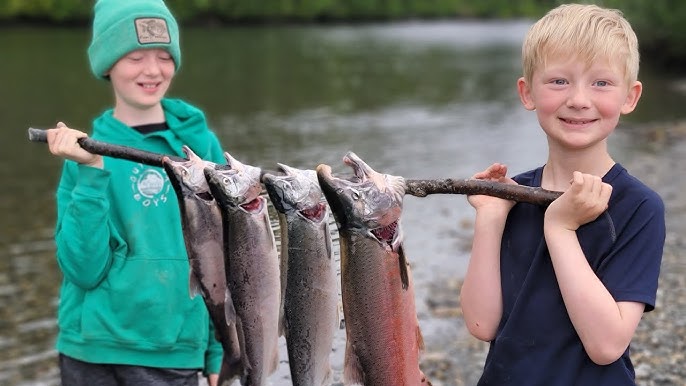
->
[[113, 103, 166, 127], [542, 151, 615, 191]]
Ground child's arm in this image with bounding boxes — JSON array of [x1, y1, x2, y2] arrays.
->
[[461, 163, 516, 341], [48, 122, 117, 289], [544, 171, 645, 365]]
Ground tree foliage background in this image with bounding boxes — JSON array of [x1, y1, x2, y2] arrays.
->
[[0, 0, 683, 70]]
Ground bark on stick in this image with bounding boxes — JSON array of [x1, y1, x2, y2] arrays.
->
[[404, 178, 561, 206]]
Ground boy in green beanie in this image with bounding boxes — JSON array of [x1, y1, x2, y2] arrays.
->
[[45, 1, 225, 385]]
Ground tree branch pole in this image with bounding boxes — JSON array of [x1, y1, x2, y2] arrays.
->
[[29, 127, 562, 206], [404, 178, 561, 206], [27, 127, 185, 167]]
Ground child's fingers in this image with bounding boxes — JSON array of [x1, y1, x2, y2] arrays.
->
[[472, 163, 508, 180]]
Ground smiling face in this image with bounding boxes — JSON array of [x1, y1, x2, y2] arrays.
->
[[518, 54, 642, 152], [107, 48, 175, 114]]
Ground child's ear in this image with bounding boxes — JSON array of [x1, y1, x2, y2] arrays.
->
[[621, 81, 643, 115], [517, 77, 536, 111]]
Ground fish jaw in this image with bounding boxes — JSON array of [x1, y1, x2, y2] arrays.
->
[[204, 153, 264, 213], [263, 164, 328, 223], [162, 146, 216, 203], [316, 153, 406, 250]]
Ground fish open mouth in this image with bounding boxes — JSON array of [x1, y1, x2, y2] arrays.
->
[[299, 202, 327, 222], [196, 191, 214, 202], [370, 220, 398, 246], [240, 196, 264, 213]]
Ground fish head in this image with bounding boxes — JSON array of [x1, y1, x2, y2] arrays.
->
[[263, 164, 328, 223], [162, 146, 215, 202], [316, 152, 406, 248], [204, 152, 265, 213]]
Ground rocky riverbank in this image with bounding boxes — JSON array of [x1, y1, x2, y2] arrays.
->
[[421, 121, 686, 386]]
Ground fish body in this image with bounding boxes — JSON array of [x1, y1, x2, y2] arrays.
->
[[204, 153, 281, 386], [162, 146, 242, 386], [316, 152, 430, 386], [263, 164, 339, 386]]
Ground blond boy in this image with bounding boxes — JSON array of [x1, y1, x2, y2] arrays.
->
[[461, 4, 665, 385]]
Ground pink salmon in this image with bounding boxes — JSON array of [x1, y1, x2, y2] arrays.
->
[[263, 164, 339, 386], [204, 152, 281, 386], [162, 146, 242, 386], [316, 152, 431, 386]]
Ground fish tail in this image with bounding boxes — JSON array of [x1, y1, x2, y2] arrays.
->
[[217, 354, 243, 386], [398, 244, 410, 290]]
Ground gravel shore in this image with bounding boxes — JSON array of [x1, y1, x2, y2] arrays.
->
[[421, 121, 686, 386]]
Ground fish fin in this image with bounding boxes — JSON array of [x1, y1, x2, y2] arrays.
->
[[224, 289, 237, 326], [268, 341, 280, 376], [279, 305, 289, 340], [343, 341, 365, 385], [278, 307, 286, 338], [260, 210, 278, 252], [278, 215, 288, 338], [416, 323, 425, 351], [420, 370, 433, 386], [189, 271, 202, 299], [235, 318, 252, 372], [398, 244, 410, 290], [217, 355, 242, 386]]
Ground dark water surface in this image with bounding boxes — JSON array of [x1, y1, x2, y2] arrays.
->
[[1, 21, 685, 385]]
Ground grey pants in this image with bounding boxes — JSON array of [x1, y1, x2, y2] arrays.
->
[[59, 354, 200, 386]]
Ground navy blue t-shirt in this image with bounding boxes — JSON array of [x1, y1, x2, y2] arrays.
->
[[477, 164, 665, 386]]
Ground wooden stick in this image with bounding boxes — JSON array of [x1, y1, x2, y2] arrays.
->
[[28, 127, 185, 167], [404, 178, 561, 206], [29, 127, 561, 205]]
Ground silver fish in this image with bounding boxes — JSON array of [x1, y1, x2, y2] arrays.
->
[[204, 152, 281, 386], [316, 152, 431, 386], [263, 164, 339, 386], [162, 146, 242, 386]]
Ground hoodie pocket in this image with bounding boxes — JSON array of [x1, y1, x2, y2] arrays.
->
[[80, 255, 207, 349]]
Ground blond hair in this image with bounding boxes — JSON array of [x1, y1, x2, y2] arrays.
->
[[522, 3, 639, 85]]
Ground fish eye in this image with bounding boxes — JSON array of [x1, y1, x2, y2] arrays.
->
[[222, 177, 230, 185], [351, 189, 360, 200]]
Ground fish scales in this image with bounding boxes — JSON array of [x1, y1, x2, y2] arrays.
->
[[162, 147, 242, 386], [223, 204, 281, 383], [340, 232, 422, 385], [205, 153, 281, 386], [263, 165, 339, 386], [282, 214, 338, 385]]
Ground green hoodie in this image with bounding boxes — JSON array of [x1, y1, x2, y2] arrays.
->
[[54, 98, 225, 374]]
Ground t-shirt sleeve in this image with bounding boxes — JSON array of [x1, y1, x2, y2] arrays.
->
[[597, 193, 665, 312]]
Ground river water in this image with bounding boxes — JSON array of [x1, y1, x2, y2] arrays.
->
[[1, 21, 685, 385]]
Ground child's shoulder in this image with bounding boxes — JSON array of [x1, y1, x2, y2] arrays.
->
[[512, 166, 544, 187], [608, 163, 664, 210], [162, 98, 204, 115]]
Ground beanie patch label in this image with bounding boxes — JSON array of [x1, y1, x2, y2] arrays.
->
[[134, 18, 171, 45]]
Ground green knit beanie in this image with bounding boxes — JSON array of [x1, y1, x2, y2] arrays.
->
[[88, 0, 181, 79]]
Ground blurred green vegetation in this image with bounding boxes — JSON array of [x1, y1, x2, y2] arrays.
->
[[0, 0, 683, 71]]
